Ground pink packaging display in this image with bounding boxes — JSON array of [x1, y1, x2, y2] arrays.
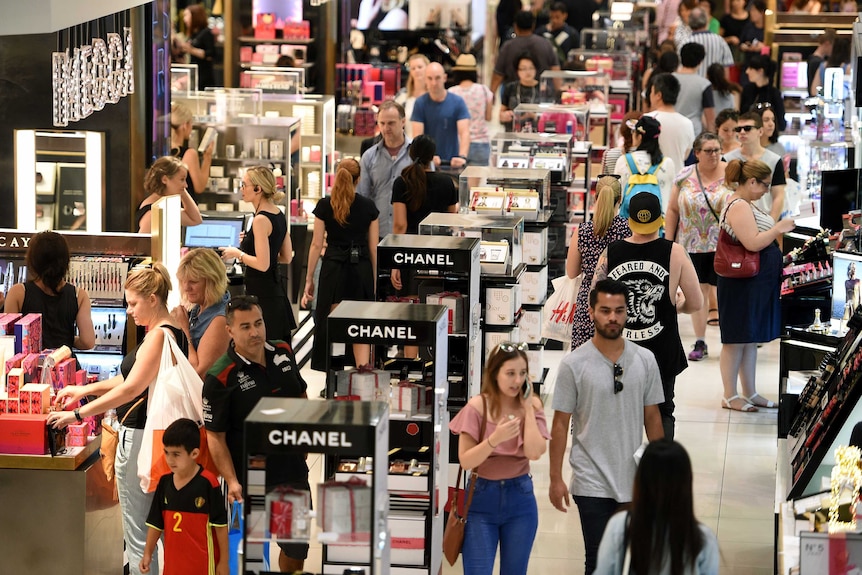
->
[[22, 352, 47, 384], [67, 433, 87, 447], [0, 313, 21, 336], [5, 352, 27, 377], [54, 358, 76, 391], [19, 383, 50, 415], [84, 413, 103, 436], [66, 421, 88, 447], [14, 314, 42, 355], [0, 397, 19, 413], [75, 369, 87, 386], [6, 367, 25, 398], [254, 13, 277, 40]]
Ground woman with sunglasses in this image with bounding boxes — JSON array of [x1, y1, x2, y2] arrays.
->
[[721, 111, 786, 222], [449, 341, 549, 575], [718, 159, 795, 412], [753, 103, 786, 159], [665, 133, 731, 362], [221, 166, 296, 340], [567, 175, 632, 350], [594, 440, 719, 574]]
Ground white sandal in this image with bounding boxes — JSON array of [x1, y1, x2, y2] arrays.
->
[[745, 393, 776, 408], [722, 395, 758, 412]]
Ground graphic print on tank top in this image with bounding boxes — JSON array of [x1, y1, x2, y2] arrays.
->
[[607, 258, 670, 342]]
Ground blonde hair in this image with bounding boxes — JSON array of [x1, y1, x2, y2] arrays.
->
[[331, 158, 360, 226], [724, 159, 771, 188], [171, 101, 193, 130], [177, 248, 229, 308], [144, 156, 187, 196], [125, 262, 172, 304], [593, 176, 623, 237], [245, 165, 285, 203], [406, 54, 430, 97]]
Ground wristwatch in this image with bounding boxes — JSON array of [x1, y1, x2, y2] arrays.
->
[[74, 408, 82, 423]]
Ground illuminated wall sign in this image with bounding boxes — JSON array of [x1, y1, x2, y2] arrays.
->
[[52, 28, 134, 127]]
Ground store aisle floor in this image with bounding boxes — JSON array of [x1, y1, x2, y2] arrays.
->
[[298, 315, 780, 574]]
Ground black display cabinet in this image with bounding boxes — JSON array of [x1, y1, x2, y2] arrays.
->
[[243, 398, 390, 575], [326, 301, 448, 575]]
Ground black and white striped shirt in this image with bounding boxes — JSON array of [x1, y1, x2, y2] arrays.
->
[[685, 31, 734, 78]]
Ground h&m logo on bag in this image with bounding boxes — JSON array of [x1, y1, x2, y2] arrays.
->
[[550, 300, 575, 324]]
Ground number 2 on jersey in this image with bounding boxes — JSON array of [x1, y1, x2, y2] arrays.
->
[[172, 512, 183, 532]]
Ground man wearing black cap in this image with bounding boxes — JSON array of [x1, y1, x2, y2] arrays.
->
[[593, 192, 703, 439]]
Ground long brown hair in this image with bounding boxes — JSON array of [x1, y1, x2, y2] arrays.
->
[[331, 158, 360, 226], [593, 176, 623, 238], [481, 344, 530, 421]]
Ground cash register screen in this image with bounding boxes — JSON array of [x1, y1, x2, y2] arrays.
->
[[184, 217, 244, 249]]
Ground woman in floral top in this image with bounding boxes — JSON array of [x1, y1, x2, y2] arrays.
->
[[665, 132, 731, 362]]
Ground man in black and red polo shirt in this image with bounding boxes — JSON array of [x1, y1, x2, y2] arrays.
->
[[203, 295, 309, 573]]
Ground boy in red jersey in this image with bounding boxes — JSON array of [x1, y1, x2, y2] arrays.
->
[[141, 418, 228, 575]]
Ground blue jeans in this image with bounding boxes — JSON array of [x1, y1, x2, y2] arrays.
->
[[468, 142, 491, 166], [573, 496, 625, 575], [462, 474, 538, 575], [116, 425, 157, 575]]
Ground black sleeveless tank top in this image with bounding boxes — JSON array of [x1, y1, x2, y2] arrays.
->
[[21, 281, 79, 350]]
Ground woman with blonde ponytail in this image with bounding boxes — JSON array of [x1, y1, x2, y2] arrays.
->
[[304, 158, 379, 371], [567, 176, 632, 349], [221, 165, 296, 338]]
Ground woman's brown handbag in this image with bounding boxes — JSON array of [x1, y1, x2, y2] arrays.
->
[[100, 397, 144, 482], [442, 396, 487, 566], [715, 228, 760, 278]]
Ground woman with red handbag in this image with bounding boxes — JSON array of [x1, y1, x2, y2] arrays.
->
[[717, 159, 795, 412], [448, 343, 550, 574]]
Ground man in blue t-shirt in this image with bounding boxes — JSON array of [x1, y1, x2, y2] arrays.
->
[[410, 62, 470, 167]]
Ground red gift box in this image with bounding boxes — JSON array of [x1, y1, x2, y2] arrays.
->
[[6, 352, 27, 379], [6, 367, 26, 399], [75, 369, 87, 386], [0, 413, 48, 454], [14, 314, 42, 355], [270, 499, 293, 537], [254, 13, 277, 39], [266, 487, 311, 539], [0, 313, 21, 336], [68, 421, 88, 437]]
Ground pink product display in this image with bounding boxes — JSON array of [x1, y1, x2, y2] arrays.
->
[[6, 367, 26, 399], [0, 397, 19, 413], [66, 421, 88, 446], [19, 383, 50, 415], [6, 352, 27, 376], [14, 314, 42, 355], [0, 313, 21, 336], [54, 358, 77, 391]]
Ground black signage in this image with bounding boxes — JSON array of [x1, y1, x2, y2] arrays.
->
[[246, 422, 375, 456], [377, 235, 478, 270]]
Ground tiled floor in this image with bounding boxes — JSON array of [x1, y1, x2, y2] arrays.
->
[[298, 316, 781, 574]]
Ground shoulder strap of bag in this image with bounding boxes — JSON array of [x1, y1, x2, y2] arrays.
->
[[624, 153, 641, 176], [646, 160, 661, 176], [696, 165, 721, 223], [460, 395, 489, 519], [119, 397, 146, 426], [720, 197, 746, 227]]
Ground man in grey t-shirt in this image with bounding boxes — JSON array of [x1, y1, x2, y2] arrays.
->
[[549, 279, 665, 575], [674, 42, 715, 136]]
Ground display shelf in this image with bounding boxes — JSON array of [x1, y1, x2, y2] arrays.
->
[[324, 301, 449, 575], [491, 132, 575, 185], [785, 310, 862, 499], [238, 36, 315, 44], [243, 398, 390, 574]]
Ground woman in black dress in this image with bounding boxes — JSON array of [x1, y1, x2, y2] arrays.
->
[[221, 166, 296, 340], [304, 158, 379, 371], [180, 3, 215, 90]]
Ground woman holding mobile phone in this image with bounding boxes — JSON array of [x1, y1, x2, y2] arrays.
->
[[448, 342, 550, 575]]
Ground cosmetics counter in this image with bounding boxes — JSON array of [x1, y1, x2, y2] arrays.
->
[[0, 230, 150, 574]]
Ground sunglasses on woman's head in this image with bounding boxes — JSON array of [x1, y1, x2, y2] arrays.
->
[[498, 341, 528, 353], [752, 102, 773, 110]]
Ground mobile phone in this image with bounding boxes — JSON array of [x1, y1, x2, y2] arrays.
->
[[522, 380, 532, 400]]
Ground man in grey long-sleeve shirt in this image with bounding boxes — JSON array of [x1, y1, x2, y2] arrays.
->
[[355, 100, 412, 239]]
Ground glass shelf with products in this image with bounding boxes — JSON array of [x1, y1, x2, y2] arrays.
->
[[491, 132, 575, 185], [539, 70, 610, 106]]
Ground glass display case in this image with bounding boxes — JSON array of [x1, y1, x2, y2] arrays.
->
[[579, 27, 649, 53], [511, 103, 589, 140], [567, 50, 633, 83], [182, 88, 265, 122], [239, 67, 305, 93], [170, 64, 198, 97], [539, 71, 610, 106], [418, 213, 524, 275], [491, 132, 574, 184], [458, 166, 551, 213]]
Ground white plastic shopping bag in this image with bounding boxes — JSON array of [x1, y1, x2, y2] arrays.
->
[[542, 274, 582, 344]]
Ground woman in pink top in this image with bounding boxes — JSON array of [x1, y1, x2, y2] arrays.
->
[[449, 342, 550, 575]]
